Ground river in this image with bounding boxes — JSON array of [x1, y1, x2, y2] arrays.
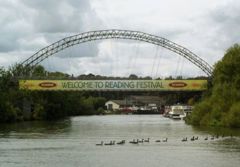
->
[[0, 115, 240, 167]]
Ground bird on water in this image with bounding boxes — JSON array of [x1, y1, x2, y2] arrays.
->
[[96, 141, 103, 146], [162, 138, 168, 142], [144, 138, 150, 142], [182, 137, 187, 142]]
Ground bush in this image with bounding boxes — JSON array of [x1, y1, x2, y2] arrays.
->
[[32, 103, 45, 120], [0, 102, 17, 122], [225, 102, 240, 128], [188, 99, 211, 125], [187, 44, 240, 128], [97, 107, 105, 115]]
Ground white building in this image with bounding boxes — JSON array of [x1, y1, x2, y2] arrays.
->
[[105, 100, 129, 111]]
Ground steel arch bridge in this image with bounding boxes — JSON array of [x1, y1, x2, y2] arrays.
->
[[21, 29, 213, 76]]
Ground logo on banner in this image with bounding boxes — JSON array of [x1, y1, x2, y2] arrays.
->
[[39, 82, 57, 88], [169, 82, 187, 88]]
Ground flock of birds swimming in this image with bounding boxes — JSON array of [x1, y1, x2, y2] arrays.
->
[[96, 134, 234, 146]]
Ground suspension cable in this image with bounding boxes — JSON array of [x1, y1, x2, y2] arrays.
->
[[179, 57, 184, 78], [129, 41, 140, 76], [155, 46, 163, 79], [175, 55, 181, 78], [151, 46, 159, 79], [109, 39, 114, 77]]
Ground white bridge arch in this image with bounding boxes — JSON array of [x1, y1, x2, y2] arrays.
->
[[21, 29, 213, 76]]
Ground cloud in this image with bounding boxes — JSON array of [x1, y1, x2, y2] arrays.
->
[[0, 0, 102, 67], [0, 0, 239, 77], [0, 1, 34, 52], [22, 0, 102, 33], [208, 1, 240, 48]]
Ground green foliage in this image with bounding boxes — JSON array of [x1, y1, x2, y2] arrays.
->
[[0, 67, 14, 91], [79, 96, 106, 115], [97, 107, 105, 115], [32, 66, 46, 77], [187, 99, 212, 126], [129, 74, 138, 79], [187, 44, 240, 128], [0, 62, 208, 123], [224, 102, 240, 128], [0, 65, 108, 123], [32, 103, 45, 120], [187, 97, 195, 105], [0, 101, 18, 122]]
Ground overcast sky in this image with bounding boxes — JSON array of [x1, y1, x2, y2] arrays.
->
[[0, 0, 239, 78]]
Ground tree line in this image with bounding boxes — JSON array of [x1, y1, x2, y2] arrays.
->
[[0, 66, 107, 123], [0, 62, 206, 123], [186, 44, 240, 128]]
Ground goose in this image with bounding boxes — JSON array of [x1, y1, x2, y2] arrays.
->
[[204, 136, 208, 140], [190, 136, 195, 141], [129, 139, 136, 144], [96, 141, 103, 146], [194, 136, 198, 140], [138, 139, 144, 143], [131, 139, 139, 144], [155, 140, 161, 143], [162, 138, 168, 142], [117, 140, 125, 145], [144, 138, 150, 142], [182, 137, 187, 142]]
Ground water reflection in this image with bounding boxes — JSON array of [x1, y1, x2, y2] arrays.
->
[[0, 118, 71, 138], [192, 126, 240, 137]]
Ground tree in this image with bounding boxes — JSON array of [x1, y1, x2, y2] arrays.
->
[[129, 74, 138, 79], [187, 44, 240, 127]]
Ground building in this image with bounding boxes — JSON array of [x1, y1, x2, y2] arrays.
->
[[105, 96, 166, 114], [105, 100, 130, 111]]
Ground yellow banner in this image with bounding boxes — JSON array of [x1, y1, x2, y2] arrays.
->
[[19, 80, 208, 91]]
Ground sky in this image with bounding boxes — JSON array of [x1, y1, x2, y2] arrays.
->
[[0, 0, 239, 78]]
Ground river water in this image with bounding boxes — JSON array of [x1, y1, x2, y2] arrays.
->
[[0, 115, 240, 167]]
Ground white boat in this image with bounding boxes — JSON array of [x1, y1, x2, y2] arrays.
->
[[171, 114, 181, 120], [168, 105, 192, 119]]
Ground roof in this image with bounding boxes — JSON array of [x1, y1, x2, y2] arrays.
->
[[106, 96, 164, 106], [106, 100, 132, 106]]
